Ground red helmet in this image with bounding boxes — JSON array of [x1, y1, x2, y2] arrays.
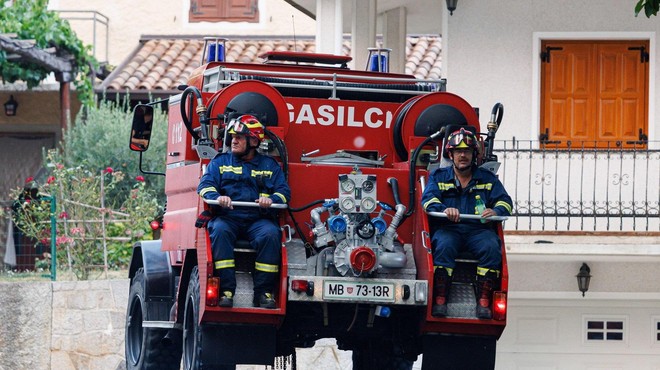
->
[[227, 115, 265, 142], [445, 128, 478, 154]]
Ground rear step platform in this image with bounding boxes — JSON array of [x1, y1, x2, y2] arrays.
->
[[446, 259, 478, 318]]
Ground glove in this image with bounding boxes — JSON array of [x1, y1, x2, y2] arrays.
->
[[195, 210, 213, 228]]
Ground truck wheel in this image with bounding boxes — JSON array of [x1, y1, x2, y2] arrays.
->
[[125, 268, 182, 370], [182, 267, 236, 370], [352, 348, 414, 370]]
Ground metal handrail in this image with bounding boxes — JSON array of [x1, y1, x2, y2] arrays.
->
[[202, 66, 445, 95], [493, 139, 659, 232], [57, 10, 109, 64], [427, 212, 508, 222], [203, 199, 288, 209], [205, 66, 446, 84]]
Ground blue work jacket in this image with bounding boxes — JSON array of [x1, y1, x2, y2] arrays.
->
[[198, 152, 291, 221], [421, 166, 513, 225]]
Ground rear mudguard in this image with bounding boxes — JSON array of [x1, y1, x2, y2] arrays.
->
[[128, 240, 176, 321]]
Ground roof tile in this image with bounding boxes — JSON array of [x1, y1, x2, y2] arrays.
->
[[100, 35, 442, 93]]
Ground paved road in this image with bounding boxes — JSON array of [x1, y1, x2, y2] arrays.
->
[[234, 338, 423, 369]]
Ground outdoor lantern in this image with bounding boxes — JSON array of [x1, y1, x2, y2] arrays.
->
[[576, 263, 591, 297], [446, 0, 458, 15], [4, 95, 18, 116]]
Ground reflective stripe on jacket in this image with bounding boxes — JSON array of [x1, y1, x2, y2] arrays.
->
[[197, 152, 291, 221], [421, 166, 513, 222]]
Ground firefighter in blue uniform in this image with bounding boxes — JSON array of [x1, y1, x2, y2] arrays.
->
[[421, 128, 512, 318], [198, 115, 291, 309]]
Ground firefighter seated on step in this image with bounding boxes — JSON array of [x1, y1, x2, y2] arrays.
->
[[197, 115, 291, 309], [421, 128, 512, 319]]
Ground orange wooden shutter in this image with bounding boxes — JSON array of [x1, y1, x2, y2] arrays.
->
[[541, 42, 594, 145], [190, 0, 258, 22], [596, 43, 647, 145], [226, 0, 258, 20], [541, 41, 648, 148]]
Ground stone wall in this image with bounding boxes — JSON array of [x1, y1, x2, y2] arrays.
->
[[0, 279, 129, 370], [0, 281, 52, 370], [0, 279, 356, 370]]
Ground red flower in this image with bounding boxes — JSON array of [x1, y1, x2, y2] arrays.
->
[[47, 176, 56, 184], [56, 163, 64, 170], [59, 211, 69, 219], [25, 176, 34, 183], [136, 176, 145, 182], [104, 167, 114, 174]]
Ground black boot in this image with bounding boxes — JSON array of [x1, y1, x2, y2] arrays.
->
[[219, 291, 234, 308], [254, 292, 276, 309], [475, 271, 497, 319], [432, 267, 452, 317]]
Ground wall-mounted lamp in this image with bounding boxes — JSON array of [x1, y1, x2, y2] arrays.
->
[[4, 95, 18, 116], [576, 263, 591, 297], [446, 0, 458, 15]]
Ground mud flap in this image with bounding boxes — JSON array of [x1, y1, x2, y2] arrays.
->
[[201, 323, 276, 366], [421, 334, 496, 370], [128, 240, 175, 321]]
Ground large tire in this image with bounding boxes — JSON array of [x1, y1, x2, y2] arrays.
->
[[182, 266, 236, 370], [125, 268, 182, 370], [352, 346, 414, 370]]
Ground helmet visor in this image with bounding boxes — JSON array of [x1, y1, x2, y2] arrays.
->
[[227, 121, 246, 135], [448, 130, 475, 149]]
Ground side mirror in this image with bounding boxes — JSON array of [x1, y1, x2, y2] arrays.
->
[[130, 104, 154, 152]]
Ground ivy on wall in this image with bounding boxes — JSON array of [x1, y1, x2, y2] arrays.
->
[[0, 0, 98, 104]]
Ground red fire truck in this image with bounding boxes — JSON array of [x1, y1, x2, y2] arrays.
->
[[125, 39, 507, 370]]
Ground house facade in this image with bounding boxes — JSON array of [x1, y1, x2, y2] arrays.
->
[[431, 1, 660, 368], [8, 0, 660, 368]]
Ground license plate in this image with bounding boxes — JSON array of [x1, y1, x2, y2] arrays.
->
[[323, 281, 395, 302]]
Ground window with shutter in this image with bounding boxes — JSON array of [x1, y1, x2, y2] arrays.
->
[[189, 0, 258, 23], [540, 40, 649, 148]]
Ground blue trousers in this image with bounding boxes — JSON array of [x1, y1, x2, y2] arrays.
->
[[208, 217, 281, 294], [431, 223, 501, 271]]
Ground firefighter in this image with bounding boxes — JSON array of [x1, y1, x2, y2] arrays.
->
[[421, 128, 512, 318], [197, 115, 291, 309]]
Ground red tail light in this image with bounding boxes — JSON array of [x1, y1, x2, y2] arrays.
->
[[206, 277, 219, 306], [291, 279, 308, 292], [350, 247, 376, 272], [291, 279, 314, 296], [493, 291, 506, 321]]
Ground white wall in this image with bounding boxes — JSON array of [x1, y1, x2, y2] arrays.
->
[[498, 234, 660, 369], [443, 0, 660, 144], [48, 0, 316, 66], [497, 297, 660, 370]]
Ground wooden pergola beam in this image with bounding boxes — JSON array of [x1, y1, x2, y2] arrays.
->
[[0, 33, 77, 130], [0, 33, 74, 80]]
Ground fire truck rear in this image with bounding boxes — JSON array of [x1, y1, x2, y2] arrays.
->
[[125, 39, 508, 370]]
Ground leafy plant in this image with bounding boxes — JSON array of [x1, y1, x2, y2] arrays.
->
[[0, 0, 98, 104], [11, 153, 162, 279], [61, 95, 167, 205], [636, 0, 660, 17], [10, 98, 167, 279]]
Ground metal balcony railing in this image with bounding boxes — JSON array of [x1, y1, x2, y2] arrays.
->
[[494, 140, 659, 232], [57, 10, 109, 64]]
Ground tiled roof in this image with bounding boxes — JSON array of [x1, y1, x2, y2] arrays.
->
[[99, 35, 442, 94]]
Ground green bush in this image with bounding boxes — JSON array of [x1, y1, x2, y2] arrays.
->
[[61, 96, 167, 206], [11, 98, 167, 279]]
